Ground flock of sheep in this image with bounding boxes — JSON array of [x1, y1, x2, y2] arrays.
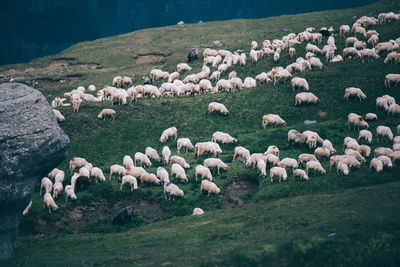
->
[[24, 11, 400, 217]]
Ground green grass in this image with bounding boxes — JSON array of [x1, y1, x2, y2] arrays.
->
[[2, 0, 400, 265]]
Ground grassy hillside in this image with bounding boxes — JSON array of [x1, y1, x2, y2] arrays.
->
[[1, 0, 400, 265]]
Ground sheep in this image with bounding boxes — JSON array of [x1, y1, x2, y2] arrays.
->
[[291, 77, 309, 91], [359, 48, 380, 63], [279, 158, 298, 173], [198, 79, 213, 93], [98, 109, 116, 121], [265, 154, 280, 167], [123, 155, 134, 169], [343, 47, 360, 59], [377, 155, 393, 169], [40, 177, 53, 195], [330, 55, 343, 62], [348, 113, 369, 130], [195, 142, 222, 158], [52, 181, 63, 199], [292, 169, 308, 181], [384, 52, 400, 64], [274, 69, 292, 85], [162, 146, 171, 164], [370, 158, 384, 172], [145, 147, 161, 163], [269, 167, 287, 183], [295, 92, 319, 105], [314, 147, 331, 159], [368, 34, 379, 47], [344, 148, 366, 164], [171, 163, 188, 183], [195, 165, 213, 182], [288, 129, 307, 145], [150, 69, 169, 81], [164, 182, 184, 200], [376, 126, 393, 142], [109, 165, 126, 180], [91, 167, 106, 183], [298, 153, 318, 166], [306, 160, 326, 176], [233, 146, 250, 163], [344, 137, 360, 151], [125, 166, 146, 178], [212, 131, 237, 144], [48, 168, 60, 180], [365, 113, 377, 121], [394, 136, 400, 144], [160, 127, 178, 143], [22, 201, 33, 216], [374, 147, 393, 157], [52, 109, 65, 122], [173, 138, 194, 154], [358, 145, 371, 158], [262, 114, 286, 128], [391, 151, 400, 166], [353, 41, 366, 50], [354, 26, 367, 38], [203, 48, 218, 57], [120, 175, 138, 191], [43, 192, 58, 214], [376, 41, 398, 54], [337, 162, 349, 176], [322, 140, 336, 154], [169, 155, 190, 169], [69, 157, 87, 172], [340, 25, 350, 36], [65, 185, 77, 202], [330, 155, 361, 170], [192, 208, 204, 215], [139, 172, 161, 186], [303, 131, 324, 144], [344, 87, 366, 101], [289, 47, 296, 58], [177, 63, 192, 72], [204, 158, 228, 175], [250, 49, 258, 62], [264, 145, 279, 157], [200, 180, 220, 196], [256, 72, 271, 84], [208, 102, 229, 115], [134, 152, 152, 168], [388, 104, 400, 116], [243, 77, 257, 89], [53, 170, 65, 184], [306, 43, 322, 54]]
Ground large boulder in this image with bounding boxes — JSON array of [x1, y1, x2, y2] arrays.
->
[[0, 83, 69, 259]]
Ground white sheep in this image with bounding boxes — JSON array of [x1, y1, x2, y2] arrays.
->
[[376, 126, 393, 142], [110, 164, 126, 180], [279, 158, 298, 173], [160, 126, 178, 143], [298, 153, 318, 166], [391, 151, 400, 166], [288, 130, 307, 145], [211, 131, 237, 144], [370, 158, 384, 172], [145, 147, 161, 162], [123, 155, 134, 169], [344, 149, 366, 164], [359, 145, 371, 158], [204, 158, 228, 175], [385, 74, 400, 88], [125, 166, 146, 178], [348, 113, 369, 130], [365, 113, 377, 121], [139, 172, 161, 185], [43, 192, 58, 213], [343, 47, 360, 59], [295, 92, 319, 105], [164, 182, 184, 200], [98, 109, 116, 121], [368, 34, 379, 47], [384, 52, 400, 64], [243, 77, 257, 89], [377, 155, 393, 169], [120, 175, 138, 191], [262, 114, 286, 128], [208, 102, 229, 115], [359, 48, 380, 63], [306, 160, 326, 176], [322, 139, 336, 154], [246, 153, 266, 168], [69, 157, 87, 172], [155, 167, 169, 184], [303, 130, 324, 144], [135, 152, 152, 168], [314, 147, 330, 159], [337, 162, 349, 176], [293, 169, 309, 181], [358, 129, 372, 144], [91, 167, 106, 183], [340, 25, 350, 36], [52, 109, 65, 122], [200, 180, 220, 196], [192, 208, 204, 215], [52, 181, 63, 199], [162, 146, 171, 164], [306, 43, 322, 54], [65, 185, 77, 202], [177, 138, 194, 153], [40, 177, 53, 195], [195, 142, 222, 158], [264, 145, 279, 157], [388, 103, 400, 116], [171, 163, 188, 183], [195, 164, 213, 182], [344, 87, 366, 101], [291, 77, 309, 91], [233, 146, 250, 163], [169, 155, 190, 169], [22, 201, 33, 216], [374, 147, 393, 157], [270, 167, 287, 183], [177, 63, 192, 72]]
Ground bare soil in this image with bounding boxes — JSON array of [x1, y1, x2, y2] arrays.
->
[[223, 179, 259, 209]]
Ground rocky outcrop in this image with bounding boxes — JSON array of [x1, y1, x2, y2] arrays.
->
[[0, 83, 69, 259]]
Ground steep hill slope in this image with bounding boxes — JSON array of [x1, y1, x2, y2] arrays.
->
[[1, 0, 400, 265]]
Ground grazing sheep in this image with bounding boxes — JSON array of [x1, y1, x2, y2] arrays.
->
[[164, 182, 184, 200], [293, 169, 308, 181], [123, 155, 134, 169], [289, 47, 296, 58], [340, 25, 350, 36], [208, 102, 229, 115], [359, 48, 380, 63], [40, 177, 53, 195], [295, 92, 319, 105], [376, 126, 393, 142], [53, 170, 65, 184], [22, 201, 33, 216], [303, 131, 324, 144], [204, 158, 228, 175], [344, 87, 366, 101], [370, 158, 384, 172], [134, 152, 152, 168], [264, 145, 279, 157], [48, 168, 60, 180], [65, 185, 77, 202], [365, 113, 377, 121], [91, 167, 106, 183], [314, 147, 330, 159], [162, 146, 171, 164], [394, 136, 400, 144], [69, 157, 87, 172], [344, 149, 366, 164], [43, 192, 58, 213], [348, 113, 369, 130], [109, 165, 126, 180], [270, 167, 287, 183], [377, 155, 393, 169], [200, 180, 221, 196], [233, 146, 251, 163], [169, 155, 190, 169], [98, 109, 116, 121], [306, 43, 322, 54], [145, 147, 161, 162], [374, 147, 393, 157], [358, 145, 371, 158], [125, 166, 146, 178], [306, 160, 326, 176], [120, 175, 138, 191], [171, 163, 188, 183], [160, 127, 178, 143], [177, 63, 192, 72], [384, 52, 400, 64], [192, 208, 205, 215], [288, 129, 307, 145], [195, 165, 213, 181], [279, 158, 298, 173], [343, 47, 360, 59], [156, 167, 170, 184], [262, 114, 286, 128], [368, 34, 379, 47], [176, 138, 194, 154], [298, 153, 318, 166], [140, 172, 161, 186], [53, 109, 65, 122], [212, 131, 237, 144], [322, 140, 336, 154], [52, 182, 63, 199], [330, 55, 343, 62], [390, 151, 400, 166], [291, 77, 309, 91], [337, 162, 349, 176], [256, 159, 267, 177], [388, 104, 400, 116], [195, 142, 222, 158], [358, 129, 373, 144], [246, 153, 266, 168], [385, 74, 400, 88]]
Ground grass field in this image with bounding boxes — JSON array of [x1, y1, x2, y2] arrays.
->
[[1, 0, 400, 265]]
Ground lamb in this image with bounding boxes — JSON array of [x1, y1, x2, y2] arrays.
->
[[171, 163, 188, 183], [145, 147, 161, 162], [169, 155, 190, 169], [376, 126, 393, 142], [262, 114, 286, 128], [314, 147, 331, 159], [135, 152, 152, 168], [43, 192, 58, 213], [162, 146, 171, 164], [344, 148, 366, 164], [270, 167, 287, 183], [295, 92, 319, 105], [340, 25, 350, 36], [208, 102, 229, 115], [279, 158, 298, 173], [348, 113, 369, 130], [22, 201, 33, 216], [195, 142, 222, 158], [160, 126, 178, 143], [374, 147, 393, 157], [65, 185, 77, 202], [176, 138, 194, 154], [120, 175, 138, 191], [140, 172, 161, 185], [232, 146, 250, 163], [344, 87, 366, 101], [337, 162, 349, 176], [298, 153, 318, 166], [52, 181, 63, 199], [264, 145, 280, 157], [365, 113, 377, 121], [204, 158, 228, 175], [377, 155, 393, 169], [291, 77, 309, 91], [109, 164, 126, 180], [306, 160, 326, 176], [370, 158, 384, 172], [288, 129, 307, 145], [212, 131, 237, 144], [40, 177, 53, 195], [177, 63, 192, 72], [98, 109, 116, 121], [164, 182, 184, 200], [91, 167, 106, 183], [200, 180, 221, 196], [123, 155, 134, 169]]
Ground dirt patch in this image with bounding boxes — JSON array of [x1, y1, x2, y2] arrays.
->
[[224, 180, 259, 209], [135, 54, 165, 64], [49, 59, 70, 69], [37, 78, 63, 88]]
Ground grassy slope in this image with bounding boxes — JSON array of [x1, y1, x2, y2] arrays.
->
[[1, 0, 400, 265]]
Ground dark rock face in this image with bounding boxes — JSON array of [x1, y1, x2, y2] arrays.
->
[[0, 83, 69, 259], [112, 206, 135, 225]]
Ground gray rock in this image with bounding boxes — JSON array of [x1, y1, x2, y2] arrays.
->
[[112, 206, 135, 225], [0, 83, 69, 259]]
